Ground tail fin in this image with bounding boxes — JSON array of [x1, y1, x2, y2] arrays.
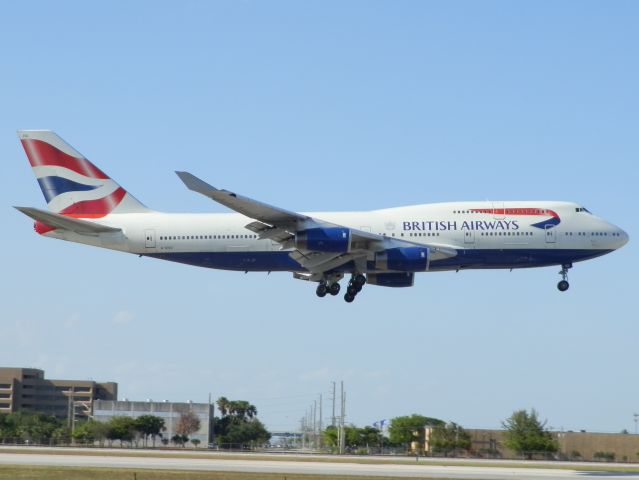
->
[[18, 130, 149, 217]]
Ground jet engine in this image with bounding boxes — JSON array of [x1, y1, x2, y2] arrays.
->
[[375, 247, 429, 271], [296, 227, 352, 253]]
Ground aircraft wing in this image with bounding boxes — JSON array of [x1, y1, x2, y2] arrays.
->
[[176, 171, 308, 227], [14, 206, 121, 235], [176, 172, 457, 273]]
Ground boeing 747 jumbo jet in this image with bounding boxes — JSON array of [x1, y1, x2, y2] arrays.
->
[[16, 130, 629, 302]]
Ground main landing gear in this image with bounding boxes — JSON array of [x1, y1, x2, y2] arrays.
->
[[557, 263, 572, 292], [344, 274, 366, 303], [315, 273, 366, 303], [316, 281, 341, 297]]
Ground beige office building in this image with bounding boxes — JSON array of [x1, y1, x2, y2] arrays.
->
[[0, 367, 117, 419]]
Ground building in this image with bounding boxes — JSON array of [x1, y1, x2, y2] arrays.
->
[[0, 367, 117, 419], [93, 399, 213, 445], [466, 428, 639, 462]]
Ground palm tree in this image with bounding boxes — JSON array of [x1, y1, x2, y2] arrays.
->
[[216, 397, 230, 417]]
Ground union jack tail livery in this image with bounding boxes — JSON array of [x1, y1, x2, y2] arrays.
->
[[19, 130, 148, 217]]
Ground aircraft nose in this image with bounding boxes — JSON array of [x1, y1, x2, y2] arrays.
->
[[608, 224, 629, 249], [619, 229, 629, 247]]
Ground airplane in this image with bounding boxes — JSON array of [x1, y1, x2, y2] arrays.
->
[[15, 130, 629, 302]]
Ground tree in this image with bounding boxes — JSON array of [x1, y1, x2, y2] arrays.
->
[[213, 397, 270, 449], [72, 419, 108, 445], [323, 425, 338, 448], [388, 415, 444, 448], [191, 438, 201, 448], [217, 398, 257, 420], [217, 397, 231, 416], [0, 411, 63, 443], [218, 417, 270, 447], [323, 425, 383, 452], [135, 415, 165, 447], [106, 416, 137, 446], [429, 422, 471, 456], [175, 412, 200, 446], [502, 409, 558, 459], [172, 434, 188, 446], [228, 400, 257, 420]]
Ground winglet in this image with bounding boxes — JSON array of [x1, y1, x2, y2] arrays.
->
[[175, 171, 221, 197]]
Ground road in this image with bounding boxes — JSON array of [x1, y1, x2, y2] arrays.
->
[[2, 449, 639, 479]]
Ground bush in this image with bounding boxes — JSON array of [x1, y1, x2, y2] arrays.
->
[[594, 451, 615, 462]]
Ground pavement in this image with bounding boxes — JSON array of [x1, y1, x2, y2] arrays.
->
[[2, 448, 639, 479]]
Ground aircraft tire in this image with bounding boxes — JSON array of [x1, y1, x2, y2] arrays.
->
[[557, 280, 569, 292], [316, 284, 328, 297], [344, 293, 355, 303], [329, 283, 341, 296]]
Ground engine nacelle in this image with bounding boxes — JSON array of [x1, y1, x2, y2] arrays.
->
[[296, 227, 351, 253], [375, 247, 429, 271], [367, 272, 415, 288]]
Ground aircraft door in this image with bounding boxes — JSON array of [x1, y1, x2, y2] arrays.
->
[[145, 229, 156, 248], [544, 226, 556, 244], [464, 230, 475, 245]]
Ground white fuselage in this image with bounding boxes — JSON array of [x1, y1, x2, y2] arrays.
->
[[42, 200, 628, 274]]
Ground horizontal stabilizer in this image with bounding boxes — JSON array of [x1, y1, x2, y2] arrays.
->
[[14, 206, 121, 235]]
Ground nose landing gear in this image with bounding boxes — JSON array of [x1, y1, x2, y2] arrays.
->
[[557, 263, 572, 292]]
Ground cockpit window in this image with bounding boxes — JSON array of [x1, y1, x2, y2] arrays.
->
[[575, 207, 592, 214]]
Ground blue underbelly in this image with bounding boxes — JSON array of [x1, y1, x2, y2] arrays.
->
[[144, 248, 612, 273]]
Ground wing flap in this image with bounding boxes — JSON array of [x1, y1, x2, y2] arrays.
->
[[290, 250, 368, 273], [245, 221, 294, 243]]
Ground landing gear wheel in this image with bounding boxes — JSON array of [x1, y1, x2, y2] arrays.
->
[[316, 283, 327, 298], [344, 293, 355, 303], [329, 283, 341, 296], [354, 274, 366, 286], [347, 285, 357, 296], [557, 263, 572, 292]]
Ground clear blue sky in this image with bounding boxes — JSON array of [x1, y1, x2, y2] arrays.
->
[[1, 1, 637, 434]]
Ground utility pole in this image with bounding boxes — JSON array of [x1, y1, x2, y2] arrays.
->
[[67, 393, 72, 429], [319, 393, 323, 449], [209, 393, 215, 447], [331, 381, 336, 427], [634, 414, 639, 434], [313, 400, 317, 449], [339, 381, 346, 455]]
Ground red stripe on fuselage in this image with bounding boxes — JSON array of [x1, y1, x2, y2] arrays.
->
[[471, 208, 559, 218], [21, 139, 109, 179]]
